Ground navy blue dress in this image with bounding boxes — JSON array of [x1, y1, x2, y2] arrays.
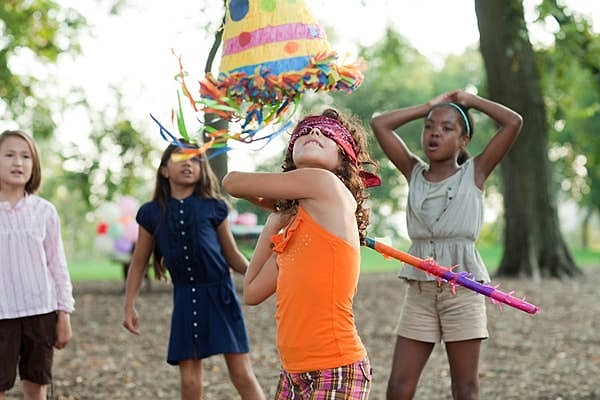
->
[[136, 196, 249, 365]]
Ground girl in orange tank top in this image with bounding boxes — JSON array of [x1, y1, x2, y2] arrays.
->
[[223, 108, 380, 399]]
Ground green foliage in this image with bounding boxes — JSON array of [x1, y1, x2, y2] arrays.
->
[[308, 11, 599, 251], [0, 0, 86, 134], [326, 28, 487, 241], [3, 0, 598, 263], [1, 1, 152, 258], [37, 91, 159, 258], [477, 220, 503, 247], [535, 0, 600, 246]]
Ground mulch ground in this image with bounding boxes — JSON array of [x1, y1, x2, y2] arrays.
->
[[5, 269, 600, 399]]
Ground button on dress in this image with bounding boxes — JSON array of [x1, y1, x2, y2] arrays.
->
[[137, 196, 249, 364]]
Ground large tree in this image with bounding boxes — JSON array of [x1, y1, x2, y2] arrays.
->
[[329, 27, 489, 241], [537, 0, 600, 249], [474, 0, 580, 278], [0, 1, 154, 258]]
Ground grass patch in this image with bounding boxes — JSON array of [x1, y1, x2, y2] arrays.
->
[[68, 245, 599, 282], [570, 247, 600, 267], [69, 259, 125, 281]]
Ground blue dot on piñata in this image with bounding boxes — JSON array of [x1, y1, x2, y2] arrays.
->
[[229, 0, 249, 22]]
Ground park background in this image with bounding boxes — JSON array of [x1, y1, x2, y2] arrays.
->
[[2, 0, 600, 398]]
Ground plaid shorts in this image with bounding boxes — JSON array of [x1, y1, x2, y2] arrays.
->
[[274, 357, 372, 400]]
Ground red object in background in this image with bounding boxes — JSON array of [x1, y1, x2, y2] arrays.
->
[[96, 222, 108, 235]]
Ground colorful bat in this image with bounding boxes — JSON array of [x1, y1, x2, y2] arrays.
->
[[364, 237, 540, 315]]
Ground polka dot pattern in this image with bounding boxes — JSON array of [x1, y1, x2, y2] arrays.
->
[[229, 0, 249, 22], [220, 0, 334, 78], [238, 31, 252, 47], [260, 0, 276, 12], [284, 41, 299, 54], [196, 0, 365, 137], [226, 23, 325, 51]]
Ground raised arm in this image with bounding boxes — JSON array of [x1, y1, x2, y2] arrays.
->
[[453, 91, 523, 187], [370, 104, 425, 180], [223, 168, 340, 206], [370, 91, 456, 180]]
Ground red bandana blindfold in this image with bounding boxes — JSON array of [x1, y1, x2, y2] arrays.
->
[[287, 116, 381, 188]]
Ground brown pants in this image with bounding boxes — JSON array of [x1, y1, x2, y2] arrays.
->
[[0, 312, 57, 391]]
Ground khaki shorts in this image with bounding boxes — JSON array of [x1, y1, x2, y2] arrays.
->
[[396, 280, 488, 343], [0, 312, 57, 391]]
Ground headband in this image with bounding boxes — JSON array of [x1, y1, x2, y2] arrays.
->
[[287, 115, 381, 188], [446, 102, 471, 137], [288, 115, 357, 162]]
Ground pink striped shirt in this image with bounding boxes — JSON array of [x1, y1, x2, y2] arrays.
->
[[0, 194, 75, 319]]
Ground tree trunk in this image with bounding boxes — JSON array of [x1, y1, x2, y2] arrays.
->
[[204, 4, 228, 183], [581, 208, 592, 249], [204, 113, 229, 182], [474, 0, 580, 278]]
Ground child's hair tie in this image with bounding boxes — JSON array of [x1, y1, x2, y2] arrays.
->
[[446, 102, 471, 137]]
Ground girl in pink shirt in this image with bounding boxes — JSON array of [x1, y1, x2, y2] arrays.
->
[[0, 130, 74, 400]]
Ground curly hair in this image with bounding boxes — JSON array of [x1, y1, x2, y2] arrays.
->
[[276, 108, 378, 243]]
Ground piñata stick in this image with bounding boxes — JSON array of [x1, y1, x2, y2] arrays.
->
[[364, 237, 540, 315]]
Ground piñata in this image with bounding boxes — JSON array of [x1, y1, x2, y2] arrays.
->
[[158, 0, 365, 158]]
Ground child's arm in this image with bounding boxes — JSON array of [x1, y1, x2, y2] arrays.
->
[[370, 104, 426, 180], [454, 91, 523, 187], [370, 92, 456, 180], [217, 217, 250, 274], [223, 168, 340, 205], [241, 196, 278, 212], [54, 311, 72, 349], [243, 212, 292, 305], [44, 205, 75, 314], [123, 227, 154, 335], [43, 205, 74, 349]]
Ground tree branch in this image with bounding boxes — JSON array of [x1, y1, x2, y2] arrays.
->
[[204, 1, 226, 74]]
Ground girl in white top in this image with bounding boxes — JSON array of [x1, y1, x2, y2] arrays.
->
[[0, 130, 74, 400], [371, 90, 522, 400]]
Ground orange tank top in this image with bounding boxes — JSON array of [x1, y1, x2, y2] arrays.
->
[[271, 206, 366, 373]]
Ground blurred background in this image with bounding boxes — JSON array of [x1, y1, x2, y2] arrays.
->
[[1, 0, 598, 279]]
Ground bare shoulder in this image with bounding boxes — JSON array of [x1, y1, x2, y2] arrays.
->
[[300, 168, 351, 196], [299, 170, 356, 236]]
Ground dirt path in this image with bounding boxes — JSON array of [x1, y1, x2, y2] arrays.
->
[[6, 270, 600, 399]]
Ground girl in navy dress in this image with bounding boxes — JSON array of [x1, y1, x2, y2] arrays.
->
[[123, 141, 264, 400]]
